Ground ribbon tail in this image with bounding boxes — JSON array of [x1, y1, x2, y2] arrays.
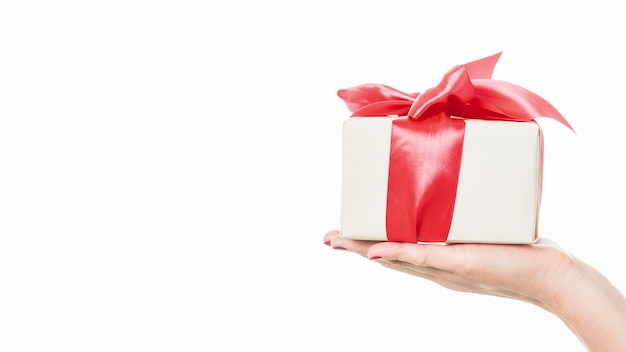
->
[[468, 79, 575, 132]]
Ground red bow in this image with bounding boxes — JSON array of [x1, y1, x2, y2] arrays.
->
[[338, 52, 574, 132]]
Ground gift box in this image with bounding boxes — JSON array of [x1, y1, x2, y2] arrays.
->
[[338, 52, 574, 243]]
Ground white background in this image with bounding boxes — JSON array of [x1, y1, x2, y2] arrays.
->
[[1, 1, 625, 351]]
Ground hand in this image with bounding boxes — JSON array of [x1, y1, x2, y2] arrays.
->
[[324, 230, 626, 352], [324, 230, 572, 308]]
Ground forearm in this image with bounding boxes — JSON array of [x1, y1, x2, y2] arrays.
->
[[543, 259, 626, 352]]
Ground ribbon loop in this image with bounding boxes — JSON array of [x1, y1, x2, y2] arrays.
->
[[337, 84, 416, 117]]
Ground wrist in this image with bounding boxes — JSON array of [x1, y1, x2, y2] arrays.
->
[[541, 256, 626, 351]]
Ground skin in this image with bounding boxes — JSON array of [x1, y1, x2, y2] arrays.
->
[[324, 230, 626, 352]]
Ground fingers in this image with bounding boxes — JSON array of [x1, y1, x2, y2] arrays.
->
[[323, 230, 340, 246], [324, 230, 386, 258], [324, 230, 474, 271], [367, 242, 473, 272], [331, 236, 380, 256]]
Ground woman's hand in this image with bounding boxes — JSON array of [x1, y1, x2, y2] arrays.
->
[[324, 230, 626, 352], [324, 230, 573, 308]]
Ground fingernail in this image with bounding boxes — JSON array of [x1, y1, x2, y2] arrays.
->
[[324, 240, 331, 246], [369, 256, 382, 260], [332, 246, 347, 250]]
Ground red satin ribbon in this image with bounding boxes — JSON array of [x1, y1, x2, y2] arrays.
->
[[338, 52, 573, 242]]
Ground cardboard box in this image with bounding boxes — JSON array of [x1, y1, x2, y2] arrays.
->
[[340, 117, 542, 244]]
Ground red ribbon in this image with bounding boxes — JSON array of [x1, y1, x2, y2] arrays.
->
[[338, 52, 573, 242]]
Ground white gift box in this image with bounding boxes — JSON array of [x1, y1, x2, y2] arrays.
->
[[340, 117, 542, 244]]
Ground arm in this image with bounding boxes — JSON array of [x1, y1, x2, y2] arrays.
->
[[324, 230, 626, 352]]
